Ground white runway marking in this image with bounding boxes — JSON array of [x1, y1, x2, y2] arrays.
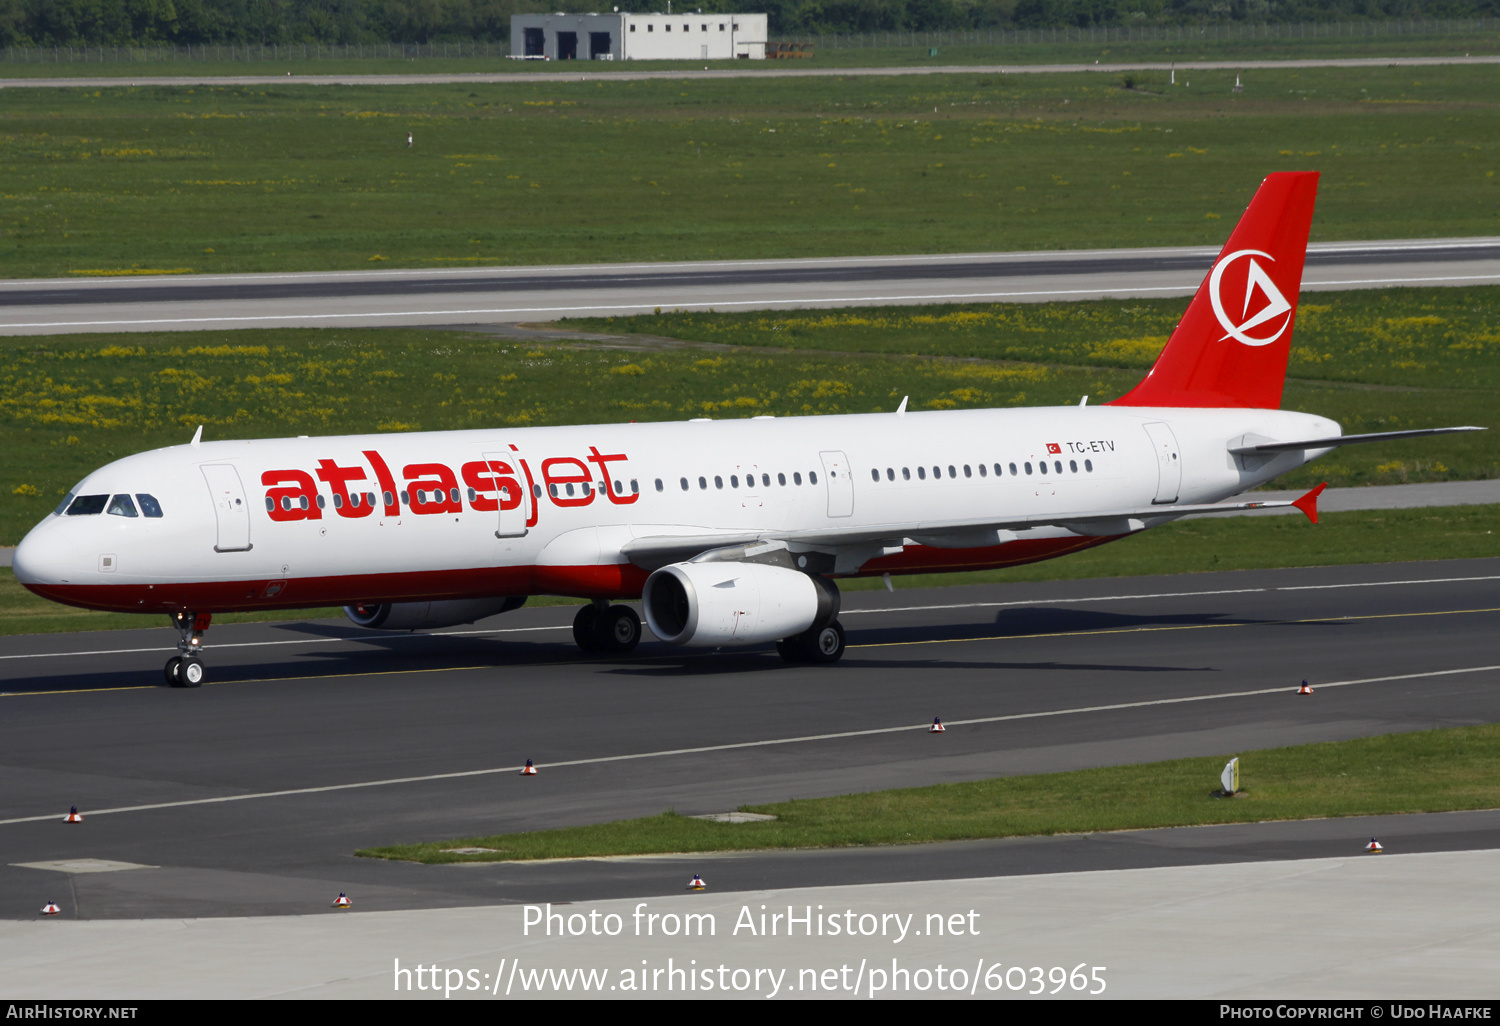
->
[[0, 662, 1494, 827], [2, 574, 1495, 662]]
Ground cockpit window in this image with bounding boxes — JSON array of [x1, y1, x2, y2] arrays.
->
[[54, 493, 75, 516], [106, 494, 138, 518], [66, 494, 108, 516], [136, 494, 163, 518]]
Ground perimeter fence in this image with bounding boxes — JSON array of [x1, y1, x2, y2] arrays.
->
[[0, 18, 1495, 65]]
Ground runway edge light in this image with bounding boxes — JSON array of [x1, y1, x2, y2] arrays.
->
[[1217, 757, 1241, 797], [688, 875, 706, 891], [40, 901, 60, 916], [333, 892, 352, 908], [929, 717, 945, 734], [64, 806, 82, 823], [1297, 680, 1314, 695], [1365, 838, 1384, 854], [521, 759, 537, 776]]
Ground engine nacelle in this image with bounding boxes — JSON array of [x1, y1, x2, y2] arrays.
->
[[643, 561, 838, 647], [343, 596, 526, 631]]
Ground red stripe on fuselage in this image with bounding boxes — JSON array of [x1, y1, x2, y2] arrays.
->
[[21, 535, 1121, 614]]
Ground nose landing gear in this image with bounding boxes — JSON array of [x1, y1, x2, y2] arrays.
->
[[164, 611, 211, 687]]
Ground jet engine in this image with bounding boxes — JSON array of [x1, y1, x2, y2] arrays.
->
[[343, 596, 526, 631], [642, 561, 838, 647]]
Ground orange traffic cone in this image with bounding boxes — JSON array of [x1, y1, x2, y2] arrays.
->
[[929, 717, 945, 734], [521, 759, 538, 776], [1365, 838, 1383, 853], [688, 875, 706, 891], [40, 901, 60, 916], [1297, 680, 1314, 695], [64, 806, 83, 823], [333, 892, 352, 908]]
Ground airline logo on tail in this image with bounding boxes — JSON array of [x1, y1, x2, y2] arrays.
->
[[1209, 249, 1293, 347]]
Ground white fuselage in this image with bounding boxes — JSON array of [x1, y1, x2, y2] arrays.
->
[[13, 404, 1338, 614]]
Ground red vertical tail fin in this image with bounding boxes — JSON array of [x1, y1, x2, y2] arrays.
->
[[1109, 171, 1319, 409]]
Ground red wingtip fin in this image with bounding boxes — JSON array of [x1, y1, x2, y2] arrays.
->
[[1292, 482, 1328, 524]]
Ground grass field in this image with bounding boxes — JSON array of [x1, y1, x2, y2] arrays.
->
[[358, 722, 1500, 862], [2, 64, 1498, 276], [4, 281, 1498, 543], [4, 505, 1495, 635]]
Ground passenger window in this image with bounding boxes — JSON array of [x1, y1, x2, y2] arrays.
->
[[714, 475, 724, 489], [949, 465, 957, 478], [136, 493, 163, 518], [963, 465, 972, 478], [699, 476, 707, 490], [680, 477, 688, 491], [631, 479, 639, 494], [902, 467, 910, 480], [449, 488, 460, 504], [106, 494, 138, 518], [793, 472, 802, 485], [978, 464, 987, 477], [334, 493, 345, 509], [730, 475, 739, 488], [761, 473, 770, 487], [1024, 462, 1033, 475], [656, 478, 664, 492], [281, 496, 294, 511], [918, 467, 926, 480], [1010, 463, 1018, 476], [533, 484, 542, 498], [933, 466, 941, 479], [871, 469, 880, 482], [809, 471, 818, 484], [1070, 460, 1078, 473], [886, 468, 894, 481], [66, 495, 108, 516], [315, 495, 326, 510], [1055, 461, 1063, 475], [54, 493, 76, 516], [1085, 459, 1094, 472], [778, 473, 786, 486], [265, 497, 275, 511], [399, 490, 409, 505], [384, 490, 394, 506], [566, 483, 576, 497]]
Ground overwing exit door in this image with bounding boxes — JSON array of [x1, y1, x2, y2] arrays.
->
[[819, 451, 854, 517]]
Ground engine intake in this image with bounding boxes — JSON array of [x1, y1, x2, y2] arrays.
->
[[343, 596, 526, 631], [643, 561, 838, 647]]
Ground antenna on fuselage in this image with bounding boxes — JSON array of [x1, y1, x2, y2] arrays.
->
[[1079, 395, 1089, 406], [190, 424, 203, 447], [896, 396, 908, 416]]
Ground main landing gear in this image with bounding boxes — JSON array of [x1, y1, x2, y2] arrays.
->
[[573, 601, 642, 656], [164, 611, 211, 687], [777, 620, 846, 665]]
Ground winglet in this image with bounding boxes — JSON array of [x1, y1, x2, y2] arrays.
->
[[1292, 482, 1327, 524]]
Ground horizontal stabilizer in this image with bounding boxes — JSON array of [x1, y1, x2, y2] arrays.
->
[[1292, 482, 1327, 524], [1229, 426, 1485, 455]]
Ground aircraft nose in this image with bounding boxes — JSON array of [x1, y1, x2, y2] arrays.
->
[[12, 524, 69, 586]]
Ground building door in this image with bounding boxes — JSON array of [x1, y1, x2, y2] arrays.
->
[[483, 448, 531, 538], [556, 31, 578, 60], [590, 32, 612, 58], [201, 464, 252, 552], [819, 451, 854, 517], [1142, 422, 1181, 504], [701, 44, 708, 59], [524, 28, 544, 57]]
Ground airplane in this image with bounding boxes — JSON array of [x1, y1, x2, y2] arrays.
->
[[12, 171, 1484, 686]]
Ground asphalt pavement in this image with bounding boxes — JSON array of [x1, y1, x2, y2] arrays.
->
[[1, 557, 1496, 920]]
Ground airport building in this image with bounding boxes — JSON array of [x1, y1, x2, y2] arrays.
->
[[509, 11, 768, 61]]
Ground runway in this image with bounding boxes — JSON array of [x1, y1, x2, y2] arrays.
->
[[0, 557, 1496, 922], [2, 53, 1499, 90], [3, 238, 1498, 335]]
